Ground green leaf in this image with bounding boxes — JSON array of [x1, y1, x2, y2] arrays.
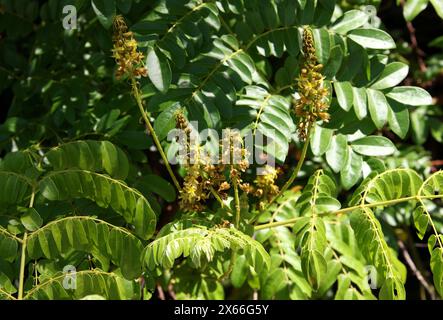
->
[[260, 226, 312, 299], [386, 86, 433, 106], [230, 255, 248, 288], [294, 208, 328, 290], [367, 88, 389, 129], [350, 168, 423, 206], [39, 170, 156, 240], [351, 208, 406, 299], [153, 102, 181, 141], [0, 151, 34, 173], [348, 28, 396, 49], [227, 52, 255, 83], [301, 247, 327, 290], [117, 0, 132, 14], [340, 147, 362, 190], [26, 216, 143, 279], [411, 107, 429, 144], [430, 35, 443, 48], [430, 118, 443, 143], [237, 86, 295, 163], [352, 87, 367, 120], [430, 0, 443, 19], [370, 62, 409, 90], [323, 45, 343, 79], [388, 99, 410, 139], [91, 0, 116, 29], [146, 48, 172, 93], [136, 174, 176, 202], [24, 270, 140, 300], [143, 226, 270, 273], [310, 125, 333, 156], [0, 228, 19, 262], [0, 172, 33, 206], [0, 271, 16, 296], [295, 170, 340, 216], [413, 207, 429, 240], [21, 208, 43, 232], [292, 170, 340, 290], [330, 10, 369, 34], [403, 0, 429, 21], [351, 136, 396, 156], [430, 248, 443, 297], [46, 140, 130, 180], [334, 81, 354, 111], [379, 277, 406, 300], [312, 28, 330, 64], [326, 134, 348, 173]]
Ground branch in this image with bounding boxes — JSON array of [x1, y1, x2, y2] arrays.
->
[[131, 78, 182, 191], [167, 283, 177, 300], [255, 194, 443, 231], [263, 123, 313, 210], [399, 0, 427, 73], [397, 239, 436, 299], [156, 284, 166, 300]]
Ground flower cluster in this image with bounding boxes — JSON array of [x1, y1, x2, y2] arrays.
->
[[176, 115, 252, 212], [176, 113, 227, 212], [112, 15, 147, 79], [253, 165, 281, 203], [294, 27, 330, 140], [222, 129, 250, 195]]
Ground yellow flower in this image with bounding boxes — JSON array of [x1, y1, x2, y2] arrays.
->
[[112, 15, 148, 79], [294, 27, 330, 141], [253, 165, 282, 206]]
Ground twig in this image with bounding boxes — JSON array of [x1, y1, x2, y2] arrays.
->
[[255, 194, 443, 231], [233, 177, 241, 228], [221, 251, 237, 280], [400, 0, 427, 73], [209, 186, 232, 213], [263, 123, 313, 210], [156, 284, 166, 300], [167, 283, 177, 300], [131, 78, 182, 191], [431, 160, 443, 166], [397, 240, 436, 299]]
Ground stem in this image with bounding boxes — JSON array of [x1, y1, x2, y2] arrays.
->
[[265, 124, 313, 209], [219, 15, 234, 36], [18, 232, 27, 300], [233, 178, 241, 228], [221, 250, 237, 280], [228, 132, 241, 228], [131, 78, 182, 191], [18, 187, 35, 300], [399, 0, 427, 73], [255, 194, 443, 231], [209, 186, 232, 213], [156, 284, 165, 300], [167, 283, 177, 300], [397, 239, 435, 299]]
